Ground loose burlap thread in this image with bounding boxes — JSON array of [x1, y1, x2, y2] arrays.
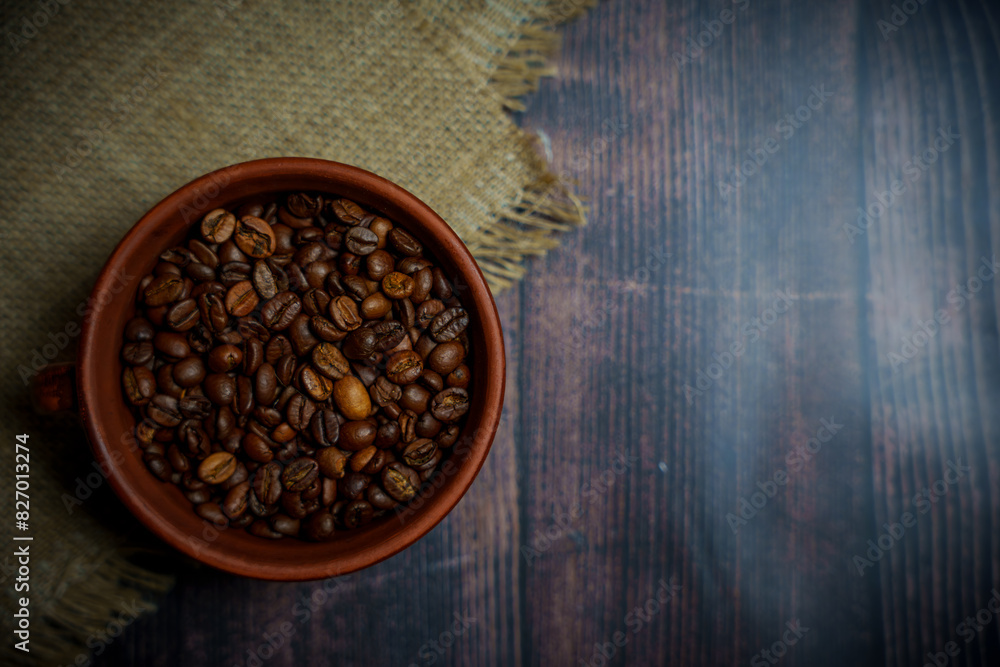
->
[[0, 0, 592, 663]]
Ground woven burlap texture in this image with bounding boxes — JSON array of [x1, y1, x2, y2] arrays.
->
[[0, 0, 591, 663]]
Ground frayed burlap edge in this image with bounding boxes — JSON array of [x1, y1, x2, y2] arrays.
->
[[467, 0, 597, 291], [8, 547, 173, 666]]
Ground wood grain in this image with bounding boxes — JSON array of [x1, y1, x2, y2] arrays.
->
[[91, 0, 1000, 665]]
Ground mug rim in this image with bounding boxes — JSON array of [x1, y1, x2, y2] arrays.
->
[[77, 158, 505, 580]]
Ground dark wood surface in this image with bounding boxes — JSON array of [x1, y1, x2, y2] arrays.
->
[[92, 0, 1000, 665]]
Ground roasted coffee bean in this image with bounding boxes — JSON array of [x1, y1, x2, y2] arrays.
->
[[372, 320, 406, 351], [304, 510, 336, 541], [271, 423, 296, 443], [288, 314, 319, 356], [173, 356, 206, 388], [282, 457, 319, 492], [376, 419, 401, 449], [411, 267, 433, 303], [416, 299, 445, 329], [333, 376, 371, 420], [204, 374, 236, 405], [446, 364, 471, 389], [341, 327, 377, 360], [317, 446, 348, 478], [254, 363, 278, 405], [198, 451, 237, 484], [311, 342, 350, 380], [270, 514, 301, 536], [431, 267, 453, 299], [382, 462, 419, 502], [415, 411, 442, 438], [260, 291, 301, 330], [310, 409, 340, 447], [185, 261, 216, 282], [287, 192, 322, 218], [195, 502, 228, 526], [265, 335, 293, 363], [125, 317, 155, 341], [339, 420, 377, 451], [341, 274, 372, 301], [428, 307, 468, 342], [286, 393, 317, 430], [396, 297, 416, 329], [370, 376, 402, 407], [329, 296, 361, 331], [310, 315, 346, 342], [400, 384, 431, 414], [300, 366, 333, 401], [387, 227, 423, 256], [201, 209, 236, 243], [381, 271, 414, 299], [252, 259, 279, 299], [402, 438, 438, 468], [144, 274, 184, 306], [359, 292, 391, 319], [147, 394, 182, 427], [418, 369, 445, 393], [248, 519, 283, 539], [342, 500, 374, 528], [166, 299, 200, 331], [328, 198, 368, 225], [253, 461, 283, 505], [197, 292, 229, 333], [219, 239, 248, 264], [339, 472, 370, 500], [275, 353, 296, 386], [254, 405, 283, 428], [223, 481, 250, 519], [123, 366, 156, 405], [232, 375, 254, 415], [301, 288, 331, 317], [427, 340, 465, 374], [242, 432, 273, 463], [235, 216, 277, 258], [208, 343, 243, 373], [345, 226, 378, 255], [225, 280, 259, 316], [219, 261, 252, 287], [236, 316, 270, 341], [338, 252, 361, 276], [179, 395, 212, 420], [365, 249, 394, 280], [386, 350, 424, 385], [397, 257, 432, 274], [431, 387, 470, 422], [153, 331, 191, 360], [182, 422, 211, 457], [398, 409, 418, 444], [156, 364, 184, 399]]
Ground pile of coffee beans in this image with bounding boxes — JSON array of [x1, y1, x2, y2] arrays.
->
[[119, 193, 472, 540]]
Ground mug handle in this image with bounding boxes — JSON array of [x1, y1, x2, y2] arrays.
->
[[30, 362, 78, 415]]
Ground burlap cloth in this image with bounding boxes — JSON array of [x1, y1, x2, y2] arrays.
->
[[0, 0, 591, 663]]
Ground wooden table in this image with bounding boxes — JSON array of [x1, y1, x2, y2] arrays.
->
[[95, 0, 1000, 664]]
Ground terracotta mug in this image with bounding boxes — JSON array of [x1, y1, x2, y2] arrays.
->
[[33, 158, 505, 580]]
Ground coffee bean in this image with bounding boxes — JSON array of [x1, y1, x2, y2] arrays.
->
[[147, 394, 182, 427], [386, 350, 424, 385], [300, 366, 334, 401], [431, 387, 470, 422], [329, 295, 361, 331], [252, 259, 279, 299], [208, 344, 243, 373], [122, 366, 156, 405], [339, 420, 377, 451], [301, 288, 331, 317], [124, 317, 155, 341], [399, 384, 431, 414], [339, 472, 370, 500], [428, 340, 465, 374], [382, 462, 419, 502], [235, 216, 277, 258], [381, 271, 414, 299], [220, 261, 252, 287], [333, 376, 371, 420], [328, 199, 368, 225], [198, 451, 237, 484], [282, 457, 319, 492], [223, 481, 250, 519], [304, 510, 336, 541], [286, 393, 317, 431], [345, 226, 378, 255], [428, 307, 469, 342], [242, 432, 273, 463], [370, 376, 402, 407], [225, 280, 259, 316], [342, 327, 377, 360], [387, 228, 423, 256], [260, 291, 301, 330], [287, 192, 323, 218], [366, 250, 394, 280], [402, 438, 438, 468], [201, 209, 236, 243], [288, 314, 319, 356], [372, 320, 406, 351], [253, 461, 284, 505], [416, 411, 442, 439], [312, 342, 350, 380], [173, 356, 206, 388], [310, 409, 340, 447], [416, 299, 445, 328], [255, 363, 278, 405], [167, 299, 200, 331], [204, 373, 236, 405], [144, 274, 184, 306], [317, 447, 348, 478], [342, 500, 374, 528]]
